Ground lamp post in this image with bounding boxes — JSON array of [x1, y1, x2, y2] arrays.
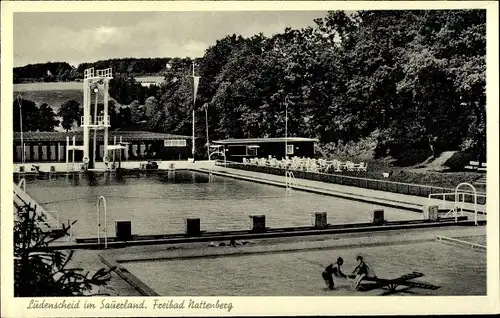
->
[[285, 96, 289, 160], [203, 103, 210, 160], [17, 95, 24, 164]]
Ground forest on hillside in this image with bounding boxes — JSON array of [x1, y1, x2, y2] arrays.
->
[[13, 10, 486, 163], [13, 58, 193, 83]]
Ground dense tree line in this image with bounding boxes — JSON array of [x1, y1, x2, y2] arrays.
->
[[148, 10, 485, 162], [14, 10, 486, 163], [14, 58, 179, 83], [13, 98, 59, 132], [14, 62, 79, 83], [77, 57, 174, 76]]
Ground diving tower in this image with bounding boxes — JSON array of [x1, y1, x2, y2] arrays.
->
[[81, 67, 113, 170]]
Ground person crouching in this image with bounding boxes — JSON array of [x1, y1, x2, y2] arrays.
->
[[322, 257, 347, 290]]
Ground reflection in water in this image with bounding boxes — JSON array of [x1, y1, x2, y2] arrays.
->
[[14, 170, 418, 237]]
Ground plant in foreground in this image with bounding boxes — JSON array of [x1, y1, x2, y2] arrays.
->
[[14, 202, 116, 296]]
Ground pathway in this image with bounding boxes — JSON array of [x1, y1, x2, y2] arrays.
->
[[200, 166, 486, 216]]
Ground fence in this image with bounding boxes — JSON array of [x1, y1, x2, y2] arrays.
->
[[216, 161, 487, 205]]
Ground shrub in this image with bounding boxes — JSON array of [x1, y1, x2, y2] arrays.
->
[[14, 203, 115, 297], [444, 151, 476, 172]]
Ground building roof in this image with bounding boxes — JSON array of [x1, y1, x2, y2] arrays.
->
[[135, 76, 165, 83], [13, 131, 191, 142], [212, 137, 318, 145]]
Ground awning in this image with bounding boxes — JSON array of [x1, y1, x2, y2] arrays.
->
[[67, 146, 85, 151], [106, 145, 127, 150], [247, 145, 260, 149]]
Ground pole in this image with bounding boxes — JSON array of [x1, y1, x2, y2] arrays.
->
[[205, 105, 209, 160], [18, 96, 25, 164], [192, 109, 195, 158], [66, 136, 69, 172], [97, 200, 100, 245], [93, 89, 98, 168], [72, 136, 76, 170], [285, 97, 288, 161], [113, 136, 117, 163], [104, 79, 109, 165], [192, 61, 196, 159], [83, 78, 90, 162]]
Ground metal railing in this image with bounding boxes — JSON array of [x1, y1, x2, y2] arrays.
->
[[216, 161, 487, 205], [81, 115, 110, 127], [96, 68, 113, 78], [97, 196, 108, 248], [437, 236, 486, 250], [285, 171, 295, 196]]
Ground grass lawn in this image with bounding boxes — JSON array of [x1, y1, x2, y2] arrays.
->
[[14, 82, 107, 111], [350, 160, 486, 191]]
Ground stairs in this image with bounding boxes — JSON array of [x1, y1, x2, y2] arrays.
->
[[13, 182, 62, 234]]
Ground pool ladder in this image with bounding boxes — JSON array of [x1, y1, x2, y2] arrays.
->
[[285, 171, 295, 196], [97, 196, 108, 248]]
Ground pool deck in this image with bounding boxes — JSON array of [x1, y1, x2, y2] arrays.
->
[[106, 225, 486, 262], [197, 166, 486, 216]]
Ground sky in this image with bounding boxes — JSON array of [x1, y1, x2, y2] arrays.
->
[[14, 11, 328, 67]]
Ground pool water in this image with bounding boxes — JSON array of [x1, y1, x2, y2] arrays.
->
[[122, 241, 486, 296], [19, 171, 420, 237]]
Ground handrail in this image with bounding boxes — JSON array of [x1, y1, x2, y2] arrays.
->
[[96, 196, 108, 248], [285, 171, 296, 196], [456, 183, 478, 225], [18, 178, 26, 192], [437, 236, 485, 250], [428, 185, 481, 225]]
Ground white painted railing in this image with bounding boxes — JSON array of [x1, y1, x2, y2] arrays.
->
[[81, 115, 110, 127], [285, 171, 296, 196], [96, 196, 108, 248], [437, 236, 486, 250], [428, 183, 483, 225]]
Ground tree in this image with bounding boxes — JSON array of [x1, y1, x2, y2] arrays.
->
[[58, 100, 82, 132], [109, 75, 143, 105], [13, 98, 39, 132], [13, 98, 59, 132], [14, 202, 115, 296], [38, 103, 60, 132]]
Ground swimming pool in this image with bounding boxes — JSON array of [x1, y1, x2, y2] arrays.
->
[[122, 240, 487, 296], [18, 171, 420, 237]]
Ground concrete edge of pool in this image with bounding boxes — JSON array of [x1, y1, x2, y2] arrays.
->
[[44, 217, 484, 250], [95, 226, 486, 297], [98, 254, 160, 296], [191, 168, 486, 215]]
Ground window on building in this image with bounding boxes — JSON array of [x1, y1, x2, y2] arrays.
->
[[247, 145, 258, 156], [287, 144, 294, 155], [164, 139, 187, 147]]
